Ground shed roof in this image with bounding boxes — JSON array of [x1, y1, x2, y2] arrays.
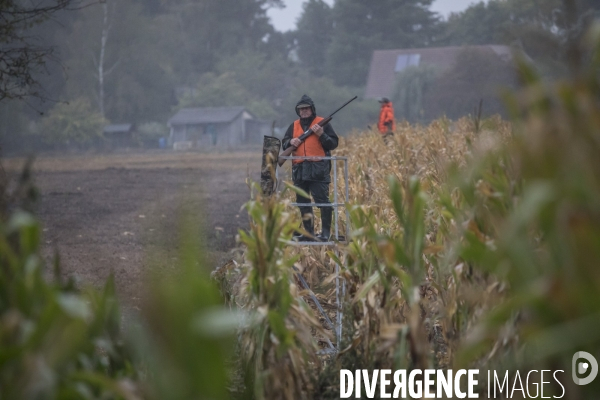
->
[[168, 106, 253, 126], [104, 124, 134, 134], [365, 45, 515, 99]]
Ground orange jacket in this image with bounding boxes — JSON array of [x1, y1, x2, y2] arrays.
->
[[292, 116, 325, 164], [378, 102, 395, 134]]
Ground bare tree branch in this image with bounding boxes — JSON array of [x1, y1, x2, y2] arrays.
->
[[0, 0, 102, 103]]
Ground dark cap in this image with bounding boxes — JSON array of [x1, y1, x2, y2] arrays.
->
[[378, 97, 390, 103]]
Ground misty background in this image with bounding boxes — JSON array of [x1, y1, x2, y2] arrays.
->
[[0, 0, 598, 154], [267, 0, 481, 32]]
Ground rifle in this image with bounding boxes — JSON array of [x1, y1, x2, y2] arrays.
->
[[278, 95, 357, 167]]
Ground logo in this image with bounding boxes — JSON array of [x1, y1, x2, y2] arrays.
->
[[572, 351, 598, 385]]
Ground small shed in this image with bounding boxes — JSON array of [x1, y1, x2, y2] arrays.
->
[[364, 45, 515, 99], [103, 124, 136, 147], [167, 106, 270, 149]]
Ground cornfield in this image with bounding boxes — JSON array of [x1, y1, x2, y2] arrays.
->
[[217, 29, 600, 399], [1, 25, 600, 400]]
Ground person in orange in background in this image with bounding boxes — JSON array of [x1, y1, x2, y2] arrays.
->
[[377, 97, 395, 143]]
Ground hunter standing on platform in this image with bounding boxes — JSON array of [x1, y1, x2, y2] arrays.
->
[[282, 94, 339, 242], [378, 97, 395, 142]]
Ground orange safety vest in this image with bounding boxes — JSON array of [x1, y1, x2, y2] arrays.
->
[[292, 116, 325, 164], [378, 102, 395, 134]]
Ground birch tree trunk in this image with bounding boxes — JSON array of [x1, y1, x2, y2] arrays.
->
[[98, 1, 110, 119]]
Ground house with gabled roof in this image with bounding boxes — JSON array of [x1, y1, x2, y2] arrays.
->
[[167, 106, 269, 150], [365, 45, 516, 100], [103, 123, 136, 148]]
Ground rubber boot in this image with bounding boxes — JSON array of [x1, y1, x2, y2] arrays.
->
[[317, 207, 332, 242]]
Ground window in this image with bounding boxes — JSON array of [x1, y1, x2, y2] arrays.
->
[[395, 54, 421, 72]]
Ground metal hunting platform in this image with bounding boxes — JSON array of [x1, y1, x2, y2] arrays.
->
[[277, 154, 350, 354]]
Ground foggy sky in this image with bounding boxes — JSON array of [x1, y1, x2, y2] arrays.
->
[[267, 0, 487, 32]]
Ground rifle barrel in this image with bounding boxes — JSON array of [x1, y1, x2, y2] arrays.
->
[[327, 95, 358, 118]]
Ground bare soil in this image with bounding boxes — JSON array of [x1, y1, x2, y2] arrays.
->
[[3, 150, 261, 306]]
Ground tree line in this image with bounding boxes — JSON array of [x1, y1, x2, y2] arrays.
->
[[0, 0, 598, 151]]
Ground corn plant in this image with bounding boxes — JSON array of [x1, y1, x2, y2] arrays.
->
[[132, 211, 238, 400], [451, 26, 600, 397], [234, 183, 326, 400], [0, 166, 139, 399]]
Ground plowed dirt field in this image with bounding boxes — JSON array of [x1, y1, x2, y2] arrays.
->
[[4, 150, 261, 306]]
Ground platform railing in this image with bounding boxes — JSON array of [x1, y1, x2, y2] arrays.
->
[[276, 155, 351, 352]]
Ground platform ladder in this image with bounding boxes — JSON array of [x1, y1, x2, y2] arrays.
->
[[277, 155, 351, 354]]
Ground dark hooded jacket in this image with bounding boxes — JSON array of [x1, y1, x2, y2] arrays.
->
[[282, 95, 339, 183]]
